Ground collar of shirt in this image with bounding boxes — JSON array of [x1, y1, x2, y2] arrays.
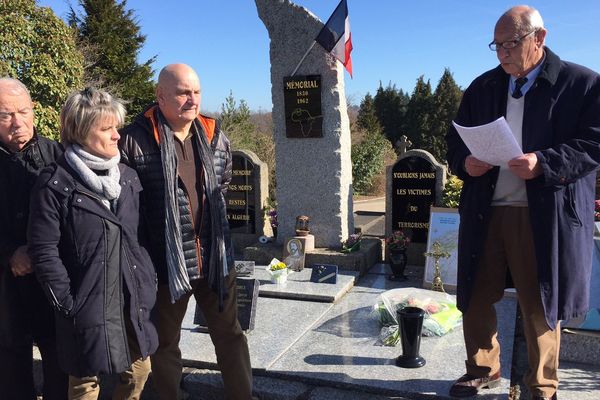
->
[[509, 52, 546, 98]]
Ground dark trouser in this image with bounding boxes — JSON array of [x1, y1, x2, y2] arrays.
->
[[462, 207, 559, 398], [151, 273, 253, 400], [0, 272, 68, 399]]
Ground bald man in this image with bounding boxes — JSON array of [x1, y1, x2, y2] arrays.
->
[[119, 64, 254, 400], [0, 77, 67, 399], [446, 6, 600, 400]]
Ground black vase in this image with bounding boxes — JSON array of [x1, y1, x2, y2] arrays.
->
[[388, 249, 408, 281], [395, 306, 426, 368]]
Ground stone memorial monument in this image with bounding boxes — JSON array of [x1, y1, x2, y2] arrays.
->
[[256, 0, 353, 248], [226, 150, 269, 252]]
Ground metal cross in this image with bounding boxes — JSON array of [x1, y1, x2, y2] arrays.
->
[[424, 241, 450, 292]]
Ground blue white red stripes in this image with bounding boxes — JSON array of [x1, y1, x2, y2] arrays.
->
[[315, 0, 353, 77]]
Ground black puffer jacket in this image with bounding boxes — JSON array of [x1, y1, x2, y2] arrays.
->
[[28, 157, 158, 377], [119, 105, 233, 284], [0, 135, 62, 346]]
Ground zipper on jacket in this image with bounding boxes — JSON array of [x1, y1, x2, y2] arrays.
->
[[101, 219, 113, 372]]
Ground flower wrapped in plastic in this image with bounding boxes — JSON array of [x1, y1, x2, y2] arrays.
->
[[372, 287, 462, 346], [266, 258, 291, 284]]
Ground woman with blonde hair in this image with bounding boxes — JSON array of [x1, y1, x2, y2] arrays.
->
[[28, 87, 158, 399]]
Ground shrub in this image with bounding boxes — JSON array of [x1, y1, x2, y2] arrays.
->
[[442, 174, 463, 208]]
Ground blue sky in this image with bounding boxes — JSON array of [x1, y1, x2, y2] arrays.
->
[[38, 0, 600, 113]]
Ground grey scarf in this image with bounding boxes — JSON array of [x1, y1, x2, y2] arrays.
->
[[156, 111, 230, 307], [65, 144, 121, 209]]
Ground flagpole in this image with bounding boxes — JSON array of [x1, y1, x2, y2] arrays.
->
[[291, 41, 316, 77]]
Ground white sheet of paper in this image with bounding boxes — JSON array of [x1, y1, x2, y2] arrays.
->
[[452, 117, 523, 167]]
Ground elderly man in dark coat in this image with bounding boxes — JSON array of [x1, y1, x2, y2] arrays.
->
[[0, 77, 67, 399], [446, 5, 600, 400]]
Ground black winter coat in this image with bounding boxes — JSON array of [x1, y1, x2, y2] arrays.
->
[[28, 156, 158, 377], [0, 135, 62, 346], [119, 105, 233, 284], [446, 48, 600, 328]]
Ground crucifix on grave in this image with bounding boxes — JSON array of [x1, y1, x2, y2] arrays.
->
[[424, 241, 450, 292], [396, 135, 412, 155]]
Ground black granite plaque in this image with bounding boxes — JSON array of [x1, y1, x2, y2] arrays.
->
[[226, 154, 256, 234], [283, 75, 323, 138], [391, 156, 437, 243], [236, 278, 259, 331], [194, 277, 259, 332], [310, 264, 338, 284]]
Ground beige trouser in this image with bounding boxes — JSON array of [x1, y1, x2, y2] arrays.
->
[[462, 207, 560, 398], [68, 323, 151, 400], [151, 274, 254, 400]]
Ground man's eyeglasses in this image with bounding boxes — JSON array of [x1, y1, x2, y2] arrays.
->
[[488, 30, 537, 51]]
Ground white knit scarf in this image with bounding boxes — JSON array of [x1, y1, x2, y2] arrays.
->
[[65, 144, 121, 209]]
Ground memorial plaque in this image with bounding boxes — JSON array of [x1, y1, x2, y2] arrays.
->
[[236, 278, 259, 331], [234, 260, 255, 277], [310, 264, 338, 284], [391, 156, 437, 243], [226, 153, 256, 234], [194, 277, 259, 332], [283, 75, 323, 138]]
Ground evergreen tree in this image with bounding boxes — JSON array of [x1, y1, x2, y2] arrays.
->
[[220, 90, 255, 140], [356, 93, 381, 133], [0, 0, 84, 140], [70, 0, 155, 120], [429, 68, 463, 161], [404, 76, 434, 150], [373, 82, 409, 145]]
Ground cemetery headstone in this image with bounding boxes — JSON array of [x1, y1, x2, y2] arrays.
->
[[386, 149, 446, 244], [226, 150, 269, 251], [256, 0, 353, 248]]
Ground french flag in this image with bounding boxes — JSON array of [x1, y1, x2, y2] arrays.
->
[[315, 0, 353, 78]]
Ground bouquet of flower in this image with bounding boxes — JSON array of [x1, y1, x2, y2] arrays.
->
[[372, 288, 462, 346], [386, 230, 411, 251], [595, 199, 600, 221], [341, 233, 362, 253], [266, 258, 291, 284]]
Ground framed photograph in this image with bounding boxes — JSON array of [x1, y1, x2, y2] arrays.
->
[[423, 207, 460, 292], [283, 237, 306, 272]]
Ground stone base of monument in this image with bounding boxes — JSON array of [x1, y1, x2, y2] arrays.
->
[[292, 234, 314, 252], [243, 237, 381, 276]]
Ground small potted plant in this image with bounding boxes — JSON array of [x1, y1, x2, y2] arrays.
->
[[266, 258, 290, 285], [341, 233, 362, 253], [386, 230, 411, 281]]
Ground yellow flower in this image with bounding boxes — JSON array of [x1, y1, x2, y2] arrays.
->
[[270, 261, 287, 271]]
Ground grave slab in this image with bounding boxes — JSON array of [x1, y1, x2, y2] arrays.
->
[[267, 272, 516, 399], [244, 238, 382, 275], [255, 265, 358, 303], [181, 296, 332, 371]]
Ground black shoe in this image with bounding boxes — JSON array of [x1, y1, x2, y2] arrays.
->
[[449, 371, 501, 398]]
